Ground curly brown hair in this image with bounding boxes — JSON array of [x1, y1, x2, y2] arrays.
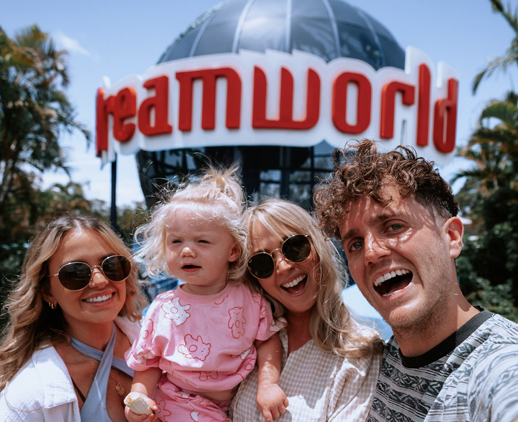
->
[[314, 139, 459, 239]]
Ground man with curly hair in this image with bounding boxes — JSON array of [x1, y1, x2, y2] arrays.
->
[[314, 139, 518, 422]]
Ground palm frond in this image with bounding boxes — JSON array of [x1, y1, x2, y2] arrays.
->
[[490, 0, 518, 33], [472, 56, 516, 94], [479, 100, 518, 128]]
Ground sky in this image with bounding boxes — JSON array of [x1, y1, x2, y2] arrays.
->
[[3, 0, 518, 207]]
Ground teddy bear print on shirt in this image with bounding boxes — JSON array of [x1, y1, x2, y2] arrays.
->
[[228, 307, 246, 338], [162, 296, 191, 326], [135, 343, 155, 365], [155, 399, 172, 420], [141, 318, 154, 339], [178, 334, 211, 361], [199, 371, 218, 381], [251, 293, 266, 318]]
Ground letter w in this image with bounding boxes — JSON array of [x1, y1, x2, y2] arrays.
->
[[253, 67, 320, 130]]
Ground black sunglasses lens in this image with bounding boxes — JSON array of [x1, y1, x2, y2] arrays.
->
[[283, 235, 311, 262], [102, 256, 131, 281], [248, 253, 275, 279], [58, 263, 91, 290]]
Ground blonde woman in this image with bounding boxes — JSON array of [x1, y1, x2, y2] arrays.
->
[[230, 198, 383, 421], [0, 216, 145, 422]]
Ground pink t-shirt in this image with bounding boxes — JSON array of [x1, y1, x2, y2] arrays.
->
[[126, 283, 281, 393]]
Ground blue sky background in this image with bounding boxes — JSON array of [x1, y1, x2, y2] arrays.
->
[[3, 0, 517, 206]]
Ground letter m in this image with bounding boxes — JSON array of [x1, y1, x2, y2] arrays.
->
[[175, 68, 242, 131]]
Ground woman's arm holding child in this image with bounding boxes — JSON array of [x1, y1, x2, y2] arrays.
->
[[255, 334, 289, 422], [124, 367, 161, 422]]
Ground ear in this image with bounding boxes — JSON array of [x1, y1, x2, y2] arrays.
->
[[40, 280, 55, 303], [445, 217, 464, 259], [228, 242, 240, 263]]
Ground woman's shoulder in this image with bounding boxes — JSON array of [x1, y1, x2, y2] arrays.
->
[[115, 315, 141, 343], [0, 346, 77, 416]]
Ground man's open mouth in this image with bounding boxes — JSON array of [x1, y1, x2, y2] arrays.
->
[[374, 269, 413, 296]]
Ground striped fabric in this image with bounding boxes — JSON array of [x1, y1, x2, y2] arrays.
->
[[230, 328, 381, 421], [369, 311, 518, 422]]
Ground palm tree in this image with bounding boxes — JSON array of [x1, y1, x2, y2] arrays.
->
[[472, 0, 518, 93], [455, 90, 518, 192], [0, 25, 90, 220]]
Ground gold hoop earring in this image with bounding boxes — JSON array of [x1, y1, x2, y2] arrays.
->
[[49, 302, 56, 310]]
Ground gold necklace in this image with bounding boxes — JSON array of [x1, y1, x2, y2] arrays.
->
[[115, 382, 125, 396], [110, 372, 125, 396]]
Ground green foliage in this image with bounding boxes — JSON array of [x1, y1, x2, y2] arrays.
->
[[0, 25, 90, 213], [456, 0, 518, 315], [457, 253, 518, 323], [117, 201, 149, 245], [455, 122, 518, 309]]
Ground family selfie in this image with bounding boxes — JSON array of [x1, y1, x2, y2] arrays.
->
[[2, 0, 518, 421]]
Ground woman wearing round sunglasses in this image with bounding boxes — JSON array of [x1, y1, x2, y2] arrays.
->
[[0, 216, 145, 421], [230, 199, 383, 421]]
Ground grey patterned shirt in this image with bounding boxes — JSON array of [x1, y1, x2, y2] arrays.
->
[[369, 308, 518, 422]]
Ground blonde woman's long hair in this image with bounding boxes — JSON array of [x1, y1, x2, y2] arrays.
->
[[0, 215, 145, 391], [243, 198, 382, 358], [135, 164, 248, 284]]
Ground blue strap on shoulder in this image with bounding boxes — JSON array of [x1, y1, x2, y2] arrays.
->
[[70, 327, 134, 377], [70, 325, 134, 422]]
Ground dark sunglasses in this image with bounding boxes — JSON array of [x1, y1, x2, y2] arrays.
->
[[51, 255, 132, 291], [248, 235, 311, 279]]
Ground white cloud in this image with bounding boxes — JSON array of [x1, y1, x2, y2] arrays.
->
[[53, 31, 91, 56]]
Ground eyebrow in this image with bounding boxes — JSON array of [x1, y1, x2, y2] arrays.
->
[[341, 211, 398, 241]]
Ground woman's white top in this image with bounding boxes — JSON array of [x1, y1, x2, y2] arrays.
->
[[0, 316, 140, 422]]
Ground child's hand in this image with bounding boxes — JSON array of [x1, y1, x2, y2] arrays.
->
[[256, 382, 289, 422], [124, 392, 158, 422]]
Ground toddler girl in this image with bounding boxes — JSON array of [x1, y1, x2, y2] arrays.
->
[[125, 166, 288, 422]]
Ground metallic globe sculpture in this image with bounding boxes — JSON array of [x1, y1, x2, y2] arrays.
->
[[136, 0, 405, 208]]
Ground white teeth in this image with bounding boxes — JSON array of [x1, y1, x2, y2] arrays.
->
[[374, 269, 410, 286], [282, 275, 305, 288], [84, 293, 113, 303]]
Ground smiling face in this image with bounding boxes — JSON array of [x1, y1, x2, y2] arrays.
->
[[249, 221, 319, 319], [44, 229, 127, 337], [165, 208, 240, 295], [339, 185, 464, 334]]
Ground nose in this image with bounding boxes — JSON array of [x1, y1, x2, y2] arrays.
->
[[364, 234, 390, 266], [181, 245, 196, 257], [89, 266, 109, 288], [272, 249, 294, 273]]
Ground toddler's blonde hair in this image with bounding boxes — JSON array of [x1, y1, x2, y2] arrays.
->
[[135, 165, 247, 283]]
